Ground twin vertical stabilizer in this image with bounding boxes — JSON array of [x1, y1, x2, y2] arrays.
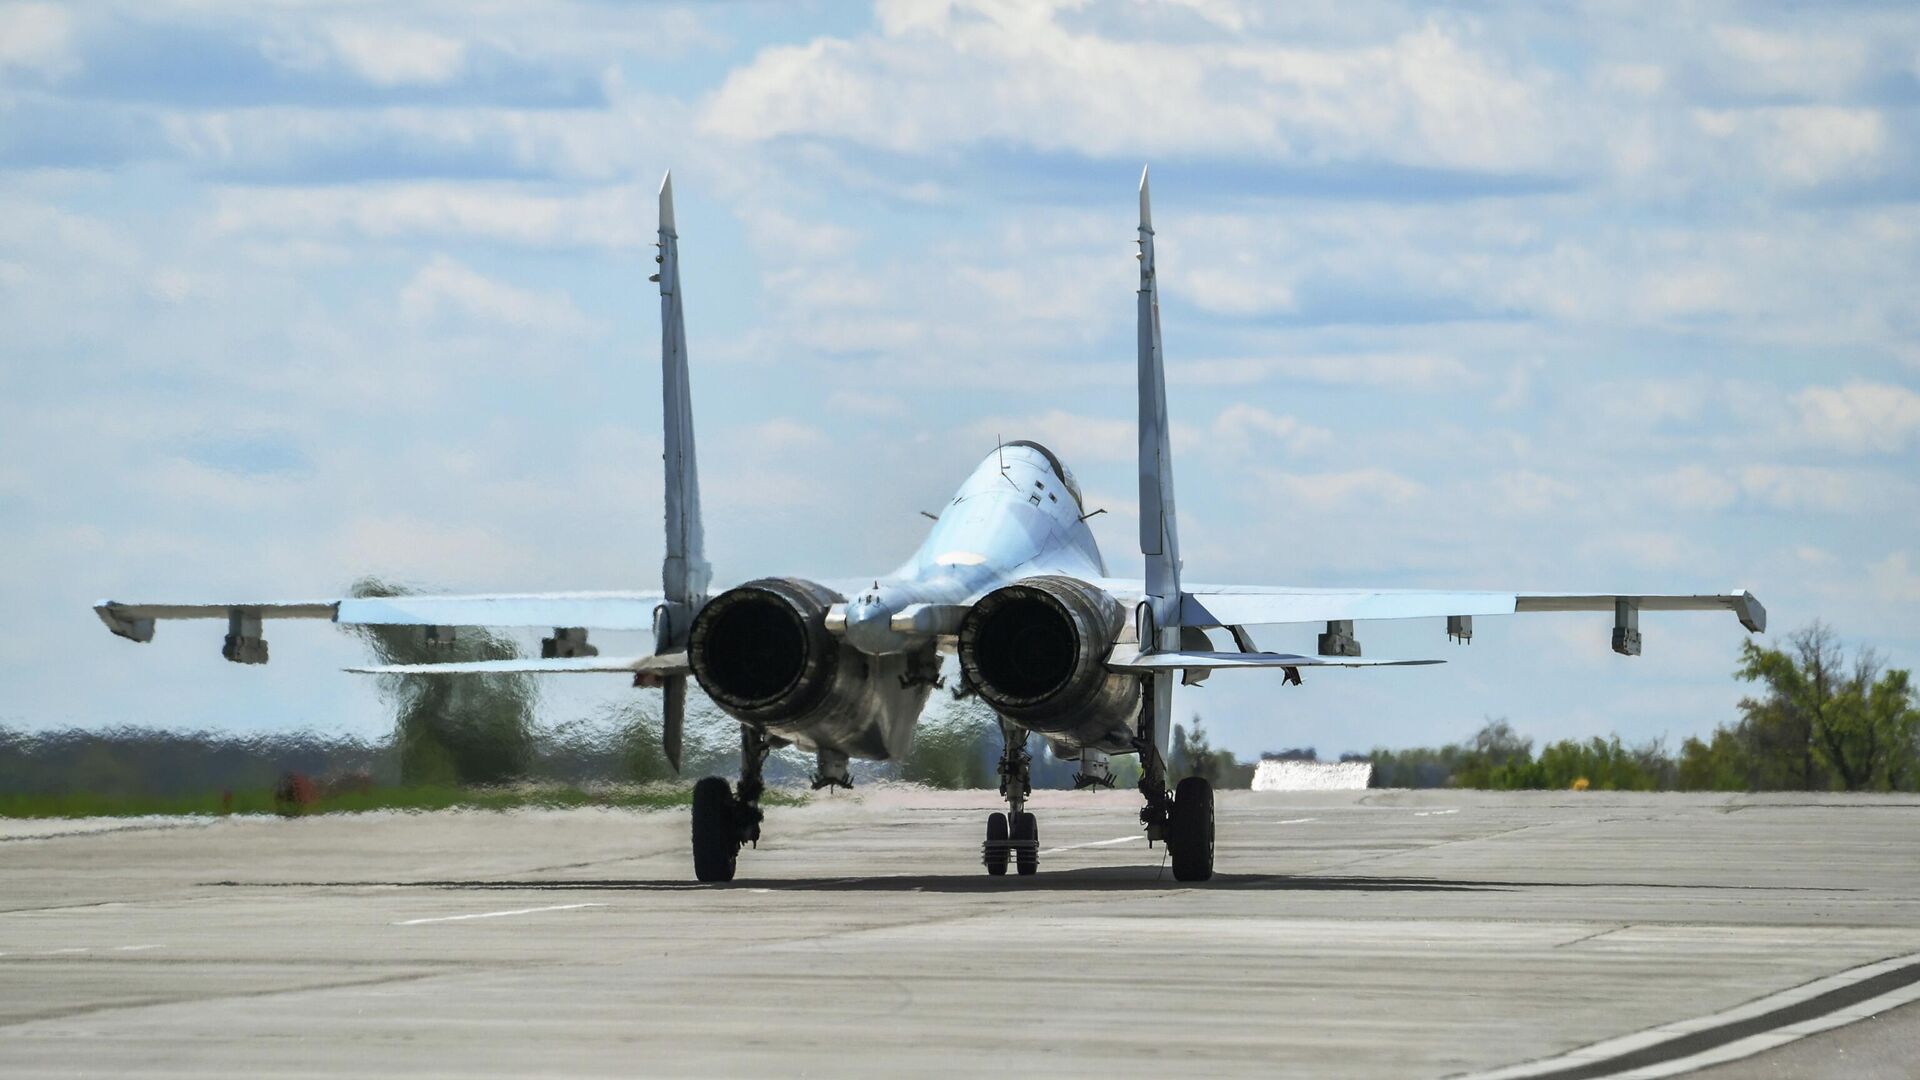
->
[[1135, 166, 1183, 766], [1136, 166, 1182, 646], [655, 172, 708, 772]]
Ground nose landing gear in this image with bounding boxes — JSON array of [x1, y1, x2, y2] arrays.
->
[[983, 720, 1039, 876]]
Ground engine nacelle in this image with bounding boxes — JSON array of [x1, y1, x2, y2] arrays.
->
[[688, 577, 931, 760], [957, 575, 1139, 746]]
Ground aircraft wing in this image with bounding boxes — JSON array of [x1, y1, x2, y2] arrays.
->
[[1088, 579, 1766, 637], [94, 591, 667, 643], [1171, 586, 1766, 634]]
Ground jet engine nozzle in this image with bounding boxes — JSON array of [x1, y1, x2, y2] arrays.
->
[[689, 578, 845, 723], [689, 577, 938, 761], [958, 576, 1140, 741]]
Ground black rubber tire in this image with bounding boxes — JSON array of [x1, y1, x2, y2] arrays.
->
[[985, 812, 1009, 876], [1013, 812, 1039, 876], [1169, 776, 1215, 882], [692, 776, 740, 883]]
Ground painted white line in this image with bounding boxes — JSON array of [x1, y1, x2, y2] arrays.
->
[[40, 947, 89, 955], [114, 944, 162, 952], [1039, 835, 1140, 856], [394, 903, 605, 926], [1456, 949, 1920, 1080], [1272, 817, 1318, 825], [1414, 809, 1459, 817]]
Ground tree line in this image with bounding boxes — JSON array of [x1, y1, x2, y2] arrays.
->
[[1366, 624, 1920, 792]]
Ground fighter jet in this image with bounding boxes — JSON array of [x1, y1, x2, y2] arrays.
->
[[95, 170, 1766, 883]]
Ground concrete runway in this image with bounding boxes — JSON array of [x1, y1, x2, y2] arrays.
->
[[3, 789, 1919, 1078]]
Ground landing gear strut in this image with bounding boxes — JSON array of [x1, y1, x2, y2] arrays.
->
[[983, 719, 1038, 876], [1134, 678, 1214, 882], [691, 724, 773, 883]]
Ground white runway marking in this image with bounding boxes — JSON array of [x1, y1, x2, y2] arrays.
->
[[1414, 809, 1459, 817], [1039, 835, 1140, 855], [395, 903, 605, 926], [1458, 949, 1920, 1079], [41, 947, 89, 955], [1272, 817, 1319, 825], [114, 944, 162, 952]]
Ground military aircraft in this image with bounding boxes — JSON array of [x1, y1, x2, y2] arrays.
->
[[95, 170, 1766, 883]]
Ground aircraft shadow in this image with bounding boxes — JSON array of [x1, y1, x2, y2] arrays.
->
[[212, 868, 1512, 894]]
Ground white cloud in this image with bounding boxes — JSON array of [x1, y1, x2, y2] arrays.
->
[[210, 183, 651, 249], [826, 390, 906, 418], [1593, 63, 1665, 97], [702, 10, 1565, 172], [1644, 465, 1738, 512], [743, 418, 829, 453], [1177, 353, 1472, 389], [0, 2, 73, 77], [325, 24, 467, 87], [1491, 358, 1542, 412], [736, 205, 862, 261], [1638, 265, 1739, 317], [1692, 106, 1886, 189], [1181, 267, 1297, 316], [1589, 378, 1713, 428], [1252, 466, 1422, 509], [1792, 381, 1920, 454], [1212, 403, 1331, 456], [1735, 464, 1886, 515], [1490, 469, 1575, 513], [399, 255, 592, 336], [1868, 552, 1920, 603], [1644, 462, 1898, 515], [136, 459, 303, 511], [334, 515, 539, 583], [1710, 25, 1872, 100]]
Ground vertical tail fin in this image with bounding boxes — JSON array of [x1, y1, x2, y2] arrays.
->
[[654, 171, 707, 773], [656, 171, 710, 619], [1135, 166, 1180, 766], [1136, 166, 1182, 642]]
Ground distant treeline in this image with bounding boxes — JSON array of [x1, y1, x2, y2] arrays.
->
[[1364, 624, 1920, 792]]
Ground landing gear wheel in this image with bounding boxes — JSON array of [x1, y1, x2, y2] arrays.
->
[[984, 812, 1009, 876], [1013, 812, 1039, 876], [692, 776, 740, 883], [1168, 776, 1214, 882]]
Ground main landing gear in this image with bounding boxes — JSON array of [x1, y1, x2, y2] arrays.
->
[[1135, 695, 1215, 882], [691, 724, 774, 883], [983, 719, 1038, 876]]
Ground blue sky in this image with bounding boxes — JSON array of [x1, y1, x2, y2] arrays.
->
[[2, 0, 1917, 759]]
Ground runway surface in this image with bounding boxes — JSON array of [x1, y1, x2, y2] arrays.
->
[[3, 788, 1919, 1078]]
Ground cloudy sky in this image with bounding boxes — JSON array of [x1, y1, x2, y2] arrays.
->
[[3, 0, 1916, 759]]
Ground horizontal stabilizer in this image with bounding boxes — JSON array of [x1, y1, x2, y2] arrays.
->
[[1107, 646, 1441, 671], [346, 652, 691, 677]]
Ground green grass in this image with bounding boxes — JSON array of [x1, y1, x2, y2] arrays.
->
[[0, 784, 802, 819]]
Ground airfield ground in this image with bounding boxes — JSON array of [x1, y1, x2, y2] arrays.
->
[[2, 789, 1918, 1078]]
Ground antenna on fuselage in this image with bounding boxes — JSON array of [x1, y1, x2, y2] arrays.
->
[[996, 433, 1018, 489]]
